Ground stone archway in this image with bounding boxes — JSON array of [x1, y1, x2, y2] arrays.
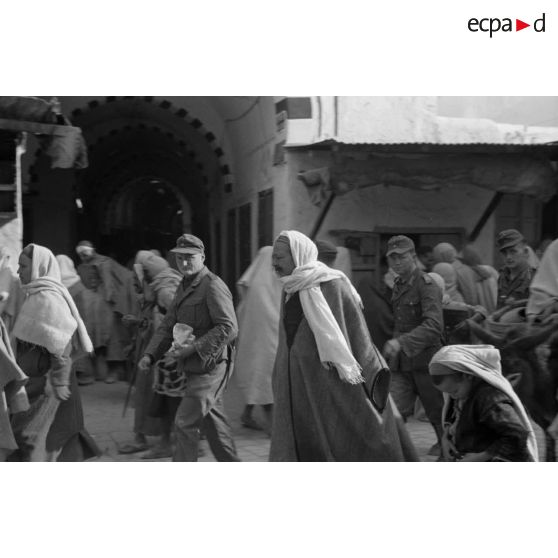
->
[[97, 175, 192, 262], [22, 95, 280, 282], [73, 123, 206, 262], [24, 96, 235, 263]]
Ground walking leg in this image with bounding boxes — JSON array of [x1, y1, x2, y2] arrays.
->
[[94, 349, 108, 381], [262, 404, 273, 435], [414, 367, 444, 456], [75, 355, 95, 386], [203, 397, 240, 462], [241, 404, 263, 430], [389, 369, 417, 421], [173, 396, 203, 462]]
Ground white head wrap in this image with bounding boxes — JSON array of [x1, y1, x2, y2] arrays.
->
[[13, 245, 93, 356], [275, 230, 364, 384], [429, 344, 538, 461]]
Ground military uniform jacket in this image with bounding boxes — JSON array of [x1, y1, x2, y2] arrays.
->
[[392, 267, 443, 371], [145, 266, 238, 372], [497, 266, 536, 309]]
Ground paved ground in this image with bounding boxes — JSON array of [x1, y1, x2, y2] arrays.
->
[[83, 374, 271, 462], [81, 374, 549, 462]]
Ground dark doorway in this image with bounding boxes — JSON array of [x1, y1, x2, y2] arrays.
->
[[542, 194, 558, 241], [78, 177, 189, 265]]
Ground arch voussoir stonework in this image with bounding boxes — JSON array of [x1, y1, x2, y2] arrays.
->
[[70, 96, 234, 191]]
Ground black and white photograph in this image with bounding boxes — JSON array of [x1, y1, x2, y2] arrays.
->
[[2, 2, 558, 557], [1, 95, 557, 463]]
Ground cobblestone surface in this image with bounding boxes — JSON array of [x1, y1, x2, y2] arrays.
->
[[82, 376, 549, 462]]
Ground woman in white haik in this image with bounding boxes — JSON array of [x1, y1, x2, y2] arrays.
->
[[235, 246, 282, 432], [269, 230, 418, 462]]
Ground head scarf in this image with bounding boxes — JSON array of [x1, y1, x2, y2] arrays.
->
[[461, 245, 483, 266], [428, 272, 451, 305], [56, 254, 81, 289], [236, 246, 280, 309], [527, 239, 558, 317], [460, 245, 492, 281], [135, 250, 170, 280], [150, 268, 182, 300], [432, 263, 464, 304], [13, 244, 93, 356], [76, 240, 95, 257], [433, 242, 457, 264], [429, 344, 538, 461], [134, 250, 181, 306], [275, 230, 364, 384]]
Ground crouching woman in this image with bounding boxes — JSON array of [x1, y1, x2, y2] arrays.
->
[[9, 244, 100, 461], [429, 344, 537, 462]]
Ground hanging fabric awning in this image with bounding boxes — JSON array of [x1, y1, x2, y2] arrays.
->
[[0, 96, 88, 169], [293, 140, 558, 205]]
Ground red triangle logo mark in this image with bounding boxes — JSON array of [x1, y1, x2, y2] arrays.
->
[[516, 19, 530, 31]]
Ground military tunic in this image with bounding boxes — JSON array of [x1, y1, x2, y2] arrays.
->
[[390, 267, 444, 428], [145, 266, 239, 461], [392, 267, 444, 371], [497, 266, 536, 309]]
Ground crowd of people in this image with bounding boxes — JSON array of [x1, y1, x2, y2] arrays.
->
[[0, 226, 556, 461]]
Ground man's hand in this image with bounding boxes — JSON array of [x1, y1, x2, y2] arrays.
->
[[53, 385, 71, 401], [168, 344, 196, 360], [138, 355, 153, 372], [382, 338, 401, 361]]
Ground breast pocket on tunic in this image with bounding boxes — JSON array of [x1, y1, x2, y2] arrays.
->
[[402, 298, 421, 320]]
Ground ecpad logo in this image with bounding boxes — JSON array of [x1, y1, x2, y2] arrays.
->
[[468, 13, 546, 37]]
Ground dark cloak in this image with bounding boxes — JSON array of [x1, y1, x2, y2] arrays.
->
[[269, 278, 419, 462]]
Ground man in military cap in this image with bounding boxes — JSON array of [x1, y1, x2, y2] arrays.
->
[[496, 229, 536, 309], [383, 235, 444, 454], [139, 234, 240, 461]]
